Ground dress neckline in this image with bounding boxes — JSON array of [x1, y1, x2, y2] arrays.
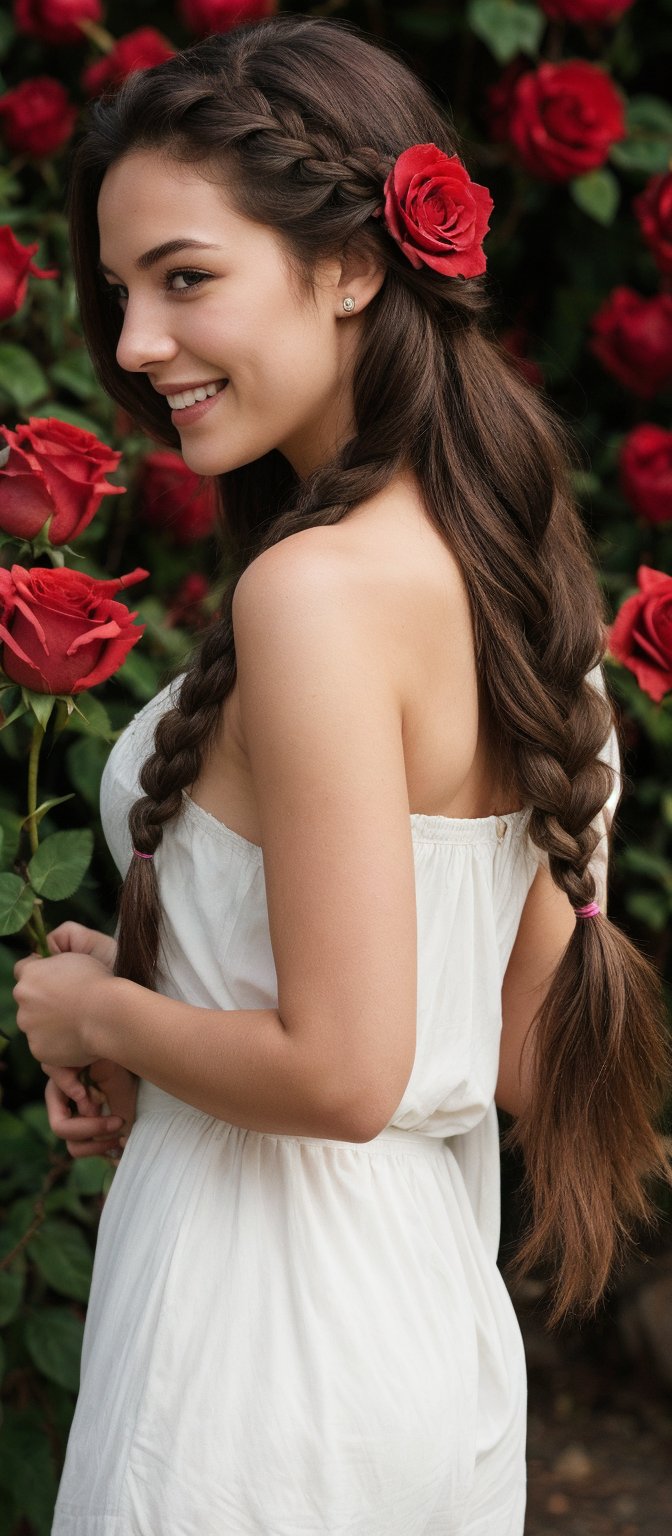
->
[[181, 791, 532, 858]]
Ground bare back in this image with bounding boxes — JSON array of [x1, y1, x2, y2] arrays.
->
[[188, 474, 524, 843]]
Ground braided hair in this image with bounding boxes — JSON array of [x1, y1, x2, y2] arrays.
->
[[66, 14, 670, 1326]]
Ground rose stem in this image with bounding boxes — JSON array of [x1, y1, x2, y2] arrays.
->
[[27, 720, 50, 957]]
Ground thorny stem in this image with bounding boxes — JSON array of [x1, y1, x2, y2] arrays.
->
[[27, 721, 49, 957]]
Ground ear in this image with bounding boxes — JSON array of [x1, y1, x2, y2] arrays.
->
[[334, 239, 386, 315]]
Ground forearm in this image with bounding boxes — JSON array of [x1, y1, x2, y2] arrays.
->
[[88, 977, 357, 1140]]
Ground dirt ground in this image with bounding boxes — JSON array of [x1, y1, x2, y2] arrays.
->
[[514, 1288, 672, 1534]]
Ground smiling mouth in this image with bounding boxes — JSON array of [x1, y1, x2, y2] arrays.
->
[[167, 379, 228, 409]]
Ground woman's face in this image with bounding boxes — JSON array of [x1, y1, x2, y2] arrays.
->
[[96, 150, 381, 479]]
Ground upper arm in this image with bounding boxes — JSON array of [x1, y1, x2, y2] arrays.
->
[[232, 533, 418, 1141], [496, 678, 623, 1119]]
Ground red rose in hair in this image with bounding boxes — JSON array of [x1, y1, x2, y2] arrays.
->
[[0, 565, 148, 695], [607, 566, 672, 705], [0, 227, 59, 322], [0, 417, 125, 545], [376, 144, 493, 278], [82, 28, 176, 97], [633, 172, 672, 278], [508, 61, 626, 182], [539, 0, 633, 20], [589, 288, 672, 399], [177, 0, 275, 36], [13, 0, 102, 46], [0, 77, 77, 158], [137, 452, 218, 545], [620, 425, 672, 526]]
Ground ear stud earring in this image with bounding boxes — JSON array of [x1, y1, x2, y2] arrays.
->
[[342, 296, 356, 312]]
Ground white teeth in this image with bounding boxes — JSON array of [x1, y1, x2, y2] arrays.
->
[[167, 380, 227, 409]]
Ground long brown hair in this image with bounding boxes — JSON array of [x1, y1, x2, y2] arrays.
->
[[65, 14, 671, 1326]]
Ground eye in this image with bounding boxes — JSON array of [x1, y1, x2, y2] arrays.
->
[[101, 269, 211, 303]]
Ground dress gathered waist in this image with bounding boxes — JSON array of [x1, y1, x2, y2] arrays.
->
[[134, 1076, 450, 1157]]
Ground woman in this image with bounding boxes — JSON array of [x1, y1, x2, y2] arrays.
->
[[14, 15, 670, 1535]]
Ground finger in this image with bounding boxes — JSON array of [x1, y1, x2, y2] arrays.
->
[[45, 1081, 124, 1139], [65, 1134, 125, 1159]]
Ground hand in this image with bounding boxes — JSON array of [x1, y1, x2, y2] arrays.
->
[[13, 949, 116, 1067], [46, 920, 118, 973], [43, 1059, 138, 1161]]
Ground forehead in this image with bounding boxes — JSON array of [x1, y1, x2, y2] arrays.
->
[[96, 151, 250, 251]]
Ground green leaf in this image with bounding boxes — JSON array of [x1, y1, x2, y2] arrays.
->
[[116, 645, 161, 701], [48, 351, 98, 402], [28, 1218, 93, 1302], [610, 95, 672, 175], [66, 734, 109, 810], [67, 1155, 113, 1195], [27, 828, 94, 901], [621, 845, 672, 890], [0, 344, 49, 410], [0, 1407, 58, 1531], [20, 688, 56, 731], [24, 1306, 84, 1391], [467, 0, 544, 63], [67, 692, 113, 740], [0, 873, 35, 935], [0, 12, 16, 63], [624, 890, 670, 933], [0, 1267, 23, 1326], [396, 8, 459, 41], [21, 793, 76, 832], [569, 169, 621, 227], [0, 808, 22, 868]]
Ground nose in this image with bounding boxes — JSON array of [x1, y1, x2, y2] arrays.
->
[[114, 297, 178, 377]]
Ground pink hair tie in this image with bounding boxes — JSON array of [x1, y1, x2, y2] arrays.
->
[[575, 900, 601, 918], [133, 848, 154, 860]]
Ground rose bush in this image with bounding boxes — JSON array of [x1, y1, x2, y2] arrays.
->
[[0, 76, 78, 158], [608, 566, 672, 705], [620, 426, 672, 527], [589, 289, 672, 398], [633, 171, 672, 277], [0, 564, 148, 694], [82, 27, 175, 96], [0, 226, 59, 322], [540, 0, 634, 21], [507, 61, 626, 181], [136, 450, 218, 544], [13, 0, 103, 47], [0, 417, 125, 545], [177, 0, 276, 38]]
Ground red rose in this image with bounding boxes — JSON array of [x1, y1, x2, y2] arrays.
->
[[0, 227, 59, 322], [589, 288, 672, 399], [13, 0, 103, 46], [633, 171, 672, 278], [177, 0, 275, 37], [166, 572, 211, 631], [620, 425, 672, 526], [485, 60, 528, 145], [607, 566, 672, 705], [82, 28, 176, 97], [0, 77, 77, 158], [539, 1, 633, 21], [376, 144, 493, 279], [0, 565, 148, 695], [508, 61, 626, 182], [137, 452, 218, 545], [500, 326, 543, 389], [0, 417, 125, 546]]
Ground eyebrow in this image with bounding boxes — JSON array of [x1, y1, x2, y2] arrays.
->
[[97, 239, 223, 277]]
